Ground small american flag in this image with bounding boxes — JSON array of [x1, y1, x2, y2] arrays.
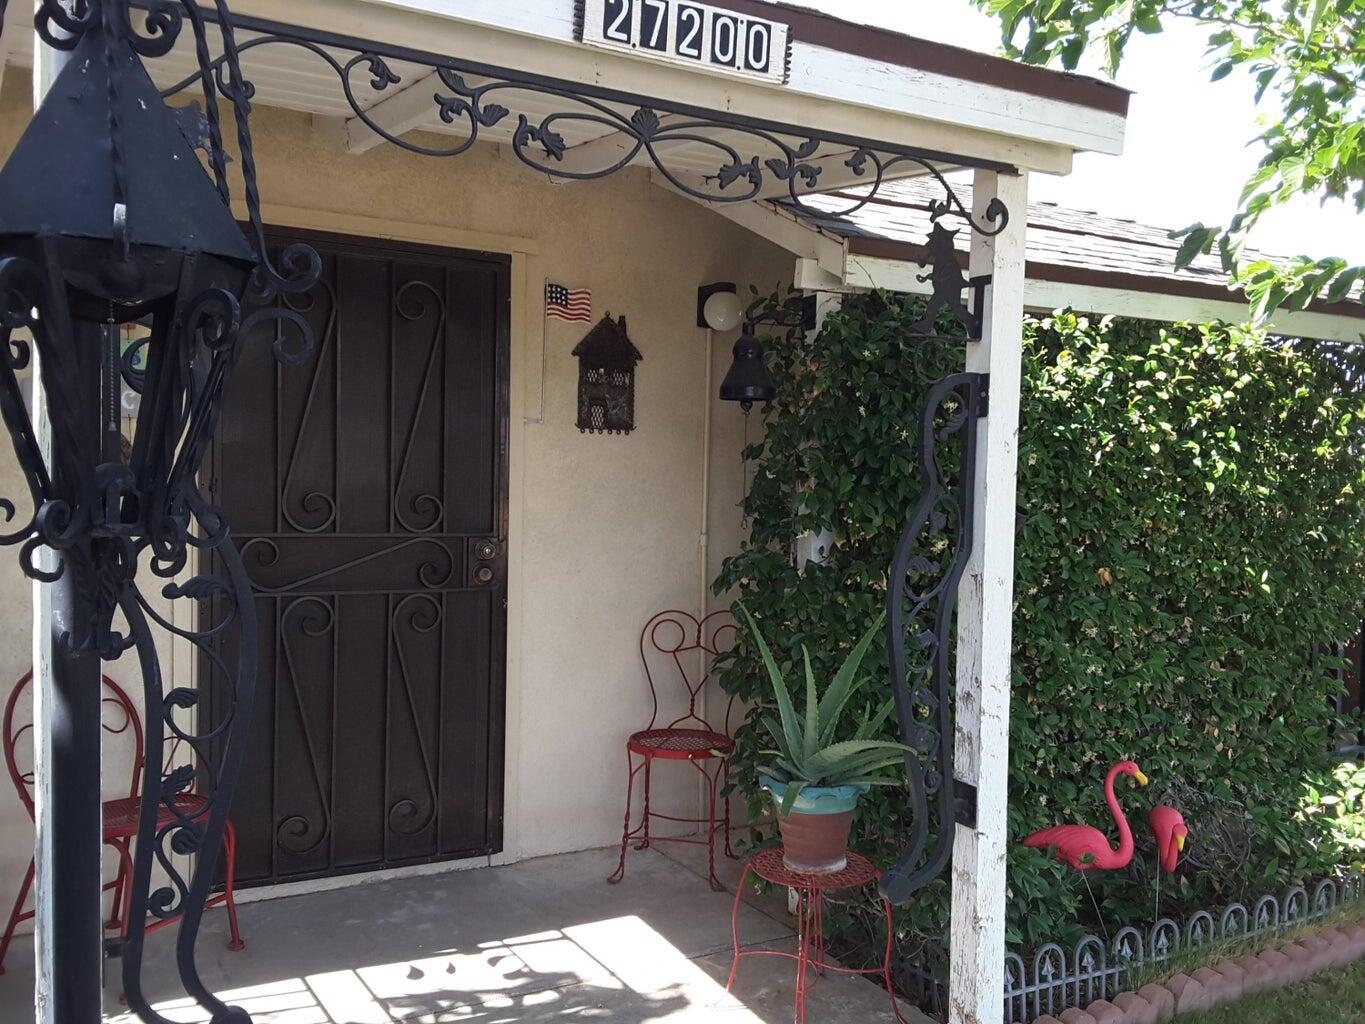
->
[[546, 283, 592, 323]]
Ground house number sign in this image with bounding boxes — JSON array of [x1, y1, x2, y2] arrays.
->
[[576, 0, 791, 84]]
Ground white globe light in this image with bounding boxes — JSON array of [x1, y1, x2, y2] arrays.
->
[[703, 289, 745, 332]]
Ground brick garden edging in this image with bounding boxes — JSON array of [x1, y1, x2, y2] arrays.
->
[[1029, 919, 1365, 1024]]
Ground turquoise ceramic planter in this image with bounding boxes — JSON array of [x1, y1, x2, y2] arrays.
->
[[759, 775, 869, 815]]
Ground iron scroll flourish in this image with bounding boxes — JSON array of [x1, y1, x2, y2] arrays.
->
[[879, 372, 983, 905], [151, 5, 1015, 226]]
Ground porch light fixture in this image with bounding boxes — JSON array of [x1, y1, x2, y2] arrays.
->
[[699, 285, 745, 333], [0, 3, 318, 1023]]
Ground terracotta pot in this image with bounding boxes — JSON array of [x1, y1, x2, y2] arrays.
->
[[775, 808, 857, 873], [760, 776, 868, 874]]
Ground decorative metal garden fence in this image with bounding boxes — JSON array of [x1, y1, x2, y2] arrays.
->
[[897, 872, 1365, 1024]]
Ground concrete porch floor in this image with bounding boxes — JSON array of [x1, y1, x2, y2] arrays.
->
[[0, 842, 930, 1023]]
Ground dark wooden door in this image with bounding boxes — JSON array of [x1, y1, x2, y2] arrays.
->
[[206, 229, 508, 887]]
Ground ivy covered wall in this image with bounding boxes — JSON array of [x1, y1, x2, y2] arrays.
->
[[714, 293, 1365, 951]]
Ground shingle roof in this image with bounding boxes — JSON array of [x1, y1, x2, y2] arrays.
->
[[778, 176, 1364, 319]]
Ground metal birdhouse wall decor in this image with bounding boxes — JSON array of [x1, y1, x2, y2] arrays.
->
[[573, 313, 642, 434]]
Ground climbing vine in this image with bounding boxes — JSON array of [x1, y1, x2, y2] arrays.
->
[[714, 291, 1365, 954]]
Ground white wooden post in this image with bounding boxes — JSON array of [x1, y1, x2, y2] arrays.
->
[[949, 167, 1028, 1024], [31, 20, 66, 1024], [30, 6, 106, 1022]]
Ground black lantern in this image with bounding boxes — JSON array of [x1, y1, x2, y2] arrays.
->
[[0, 4, 318, 1023], [717, 324, 777, 413]]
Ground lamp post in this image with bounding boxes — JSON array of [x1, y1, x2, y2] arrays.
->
[[0, 3, 317, 1022]]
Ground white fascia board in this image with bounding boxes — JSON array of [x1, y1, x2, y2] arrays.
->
[[845, 254, 1365, 342], [282, 0, 1106, 171], [787, 45, 1124, 157]]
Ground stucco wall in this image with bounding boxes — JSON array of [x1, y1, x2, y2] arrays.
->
[[0, 75, 789, 922]]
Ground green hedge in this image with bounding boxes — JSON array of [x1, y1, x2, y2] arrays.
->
[[713, 293, 1365, 952]]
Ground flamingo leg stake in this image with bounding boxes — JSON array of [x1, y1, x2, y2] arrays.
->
[[1081, 871, 1111, 944]]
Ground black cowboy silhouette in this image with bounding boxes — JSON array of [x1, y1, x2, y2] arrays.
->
[[911, 221, 974, 335]]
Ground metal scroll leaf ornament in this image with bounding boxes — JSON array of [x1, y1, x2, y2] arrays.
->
[[155, 9, 1018, 221], [879, 372, 984, 905]]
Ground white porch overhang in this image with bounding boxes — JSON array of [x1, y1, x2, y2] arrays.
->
[[688, 176, 1365, 343], [2, 0, 1129, 186]]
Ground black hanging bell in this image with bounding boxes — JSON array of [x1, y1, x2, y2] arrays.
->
[[718, 324, 776, 413]]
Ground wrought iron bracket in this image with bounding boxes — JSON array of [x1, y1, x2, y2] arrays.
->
[[953, 780, 978, 829], [967, 274, 993, 340], [976, 374, 991, 418], [879, 371, 985, 906]]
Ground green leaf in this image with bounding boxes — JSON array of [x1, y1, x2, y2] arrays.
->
[[806, 740, 911, 781], [779, 780, 807, 816], [761, 715, 793, 763], [817, 612, 887, 746], [855, 698, 898, 740], [802, 645, 819, 762], [736, 603, 804, 768], [1173, 226, 1215, 268]]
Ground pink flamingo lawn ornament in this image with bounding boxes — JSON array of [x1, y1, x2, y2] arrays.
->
[[1149, 805, 1189, 873], [1021, 760, 1149, 870]]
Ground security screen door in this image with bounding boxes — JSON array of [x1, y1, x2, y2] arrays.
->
[[205, 228, 508, 885]]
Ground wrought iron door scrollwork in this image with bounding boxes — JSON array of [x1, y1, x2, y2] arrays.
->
[[386, 593, 442, 838], [392, 280, 447, 535], [240, 536, 458, 593], [279, 280, 339, 534], [880, 372, 984, 906], [275, 597, 336, 856]]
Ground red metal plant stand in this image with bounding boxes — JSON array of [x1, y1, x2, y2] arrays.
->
[[608, 610, 737, 891], [727, 847, 907, 1024]]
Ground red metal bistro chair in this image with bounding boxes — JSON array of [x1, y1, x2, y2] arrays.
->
[[608, 609, 737, 891], [0, 670, 243, 974]]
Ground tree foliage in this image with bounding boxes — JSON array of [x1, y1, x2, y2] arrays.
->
[[715, 292, 1365, 951], [974, 0, 1365, 323]]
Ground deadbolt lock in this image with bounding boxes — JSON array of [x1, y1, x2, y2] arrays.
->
[[474, 565, 495, 585], [474, 540, 498, 561]]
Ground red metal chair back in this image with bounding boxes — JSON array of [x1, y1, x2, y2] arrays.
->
[[3, 671, 144, 823], [639, 609, 737, 733]]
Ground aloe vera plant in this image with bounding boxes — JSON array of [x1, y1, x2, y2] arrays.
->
[[736, 604, 911, 816]]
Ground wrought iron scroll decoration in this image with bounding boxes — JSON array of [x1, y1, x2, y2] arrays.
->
[[147, 3, 1013, 226], [879, 372, 985, 906], [1, 4, 320, 1024]]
